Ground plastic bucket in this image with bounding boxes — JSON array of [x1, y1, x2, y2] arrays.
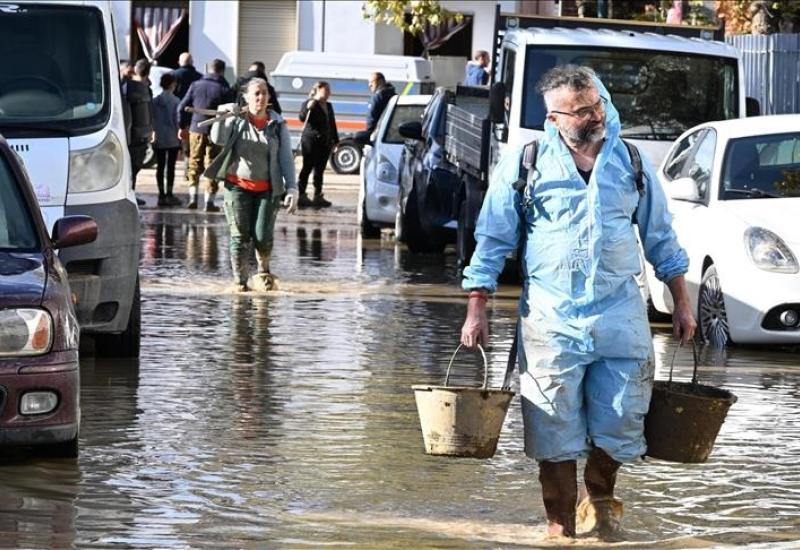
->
[[413, 344, 515, 459], [645, 342, 737, 463]]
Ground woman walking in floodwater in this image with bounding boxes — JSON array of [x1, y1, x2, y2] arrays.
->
[[205, 78, 299, 292], [297, 80, 339, 208]]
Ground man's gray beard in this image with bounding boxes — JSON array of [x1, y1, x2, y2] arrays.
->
[[564, 123, 605, 146]]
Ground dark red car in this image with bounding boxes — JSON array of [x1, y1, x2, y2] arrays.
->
[[0, 135, 97, 458]]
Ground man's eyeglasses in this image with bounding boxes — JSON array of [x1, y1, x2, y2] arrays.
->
[[550, 97, 607, 120]]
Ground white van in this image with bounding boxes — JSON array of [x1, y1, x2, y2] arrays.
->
[[0, 1, 141, 356], [270, 51, 434, 174]]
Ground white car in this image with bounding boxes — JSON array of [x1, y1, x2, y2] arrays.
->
[[358, 94, 430, 238], [645, 115, 800, 346]]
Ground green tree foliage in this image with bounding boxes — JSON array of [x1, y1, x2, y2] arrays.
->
[[361, 0, 463, 35]]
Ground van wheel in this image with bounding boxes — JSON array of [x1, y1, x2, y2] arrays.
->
[[404, 190, 445, 254], [96, 276, 141, 358], [331, 142, 362, 174], [358, 198, 381, 239], [42, 436, 79, 459]]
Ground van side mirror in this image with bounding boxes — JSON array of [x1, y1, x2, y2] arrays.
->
[[489, 82, 506, 124], [398, 121, 423, 141], [746, 97, 761, 117], [51, 215, 98, 249], [667, 177, 701, 202]]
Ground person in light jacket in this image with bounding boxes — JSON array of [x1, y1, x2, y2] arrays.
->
[[204, 78, 299, 292]]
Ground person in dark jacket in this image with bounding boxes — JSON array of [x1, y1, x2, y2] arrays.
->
[[124, 59, 153, 206], [464, 50, 490, 86], [365, 72, 396, 136], [177, 58, 233, 211], [297, 81, 339, 208], [173, 52, 202, 100], [234, 61, 281, 114]]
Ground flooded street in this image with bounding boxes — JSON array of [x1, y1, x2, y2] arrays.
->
[[2, 187, 800, 548]]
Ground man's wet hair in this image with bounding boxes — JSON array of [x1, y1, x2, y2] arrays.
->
[[537, 65, 597, 108]]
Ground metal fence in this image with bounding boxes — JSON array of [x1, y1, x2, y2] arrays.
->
[[727, 34, 800, 115]]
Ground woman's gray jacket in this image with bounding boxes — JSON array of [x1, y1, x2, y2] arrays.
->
[[203, 107, 297, 196]]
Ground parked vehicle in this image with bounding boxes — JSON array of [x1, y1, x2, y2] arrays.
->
[[271, 51, 434, 174], [438, 8, 757, 270], [0, 135, 98, 458], [0, 1, 142, 357], [358, 94, 429, 238], [644, 115, 800, 346], [396, 88, 461, 254]]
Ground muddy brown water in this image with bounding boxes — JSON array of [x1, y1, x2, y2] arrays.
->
[[2, 209, 799, 548]]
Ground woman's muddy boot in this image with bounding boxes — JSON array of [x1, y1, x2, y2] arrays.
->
[[249, 272, 278, 292], [538, 460, 577, 538], [577, 447, 624, 541]]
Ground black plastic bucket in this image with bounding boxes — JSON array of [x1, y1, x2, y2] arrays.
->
[[644, 342, 737, 464]]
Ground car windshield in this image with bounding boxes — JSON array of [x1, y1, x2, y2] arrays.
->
[[0, 155, 39, 250], [522, 46, 739, 141], [0, 3, 109, 134], [721, 132, 800, 200], [384, 104, 426, 144]]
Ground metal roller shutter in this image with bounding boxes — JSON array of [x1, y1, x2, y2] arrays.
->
[[237, 0, 297, 77]]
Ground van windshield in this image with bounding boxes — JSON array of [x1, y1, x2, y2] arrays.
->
[[0, 4, 109, 135], [521, 46, 739, 141]]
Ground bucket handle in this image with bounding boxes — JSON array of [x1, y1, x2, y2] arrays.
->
[[444, 344, 489, 390], [667, 339, 700, 386]]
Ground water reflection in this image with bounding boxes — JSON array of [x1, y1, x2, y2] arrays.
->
[[1, 210, 799, 547]]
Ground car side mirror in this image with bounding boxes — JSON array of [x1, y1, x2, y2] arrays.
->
[[489, 82, 506, 124], [668, 177, 701, 202], [398, 121, 423, 141], [745, 97, 761, 117], [51, 215, 98, 249]]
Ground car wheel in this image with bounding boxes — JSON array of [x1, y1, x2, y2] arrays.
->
[[404, 190, 445, 254], [96, 276, 141, 358], [456, 199, 476, 270], [41, 435, 79, 459], [330, 142, 362, 174], [699, 265, 731, 346], [358, 198, 381, 239], [142, 143, 156, 169]]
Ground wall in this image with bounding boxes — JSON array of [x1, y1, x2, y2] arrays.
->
[[188, 0, 239, 82]]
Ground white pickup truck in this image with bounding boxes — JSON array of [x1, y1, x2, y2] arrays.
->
[[440, 9, 758, 274]]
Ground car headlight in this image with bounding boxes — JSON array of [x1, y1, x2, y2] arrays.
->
[[744, 227, 799, 273], [68, 131, 124, 193], [376, 155, 398, 183], [0, 309, 53, 356]]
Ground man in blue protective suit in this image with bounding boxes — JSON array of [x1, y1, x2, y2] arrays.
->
[[460, 66, 696, 541]]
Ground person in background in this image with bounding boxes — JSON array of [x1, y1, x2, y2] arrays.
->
[[297, 81, 338, 208], [234, 61, 282, 114], [204, 79, 299, 292], [460, 65, 696, 541], [464, 50, 490, 86], [173, 52, 203, 182], [126, 59, 153, 206], [152, 72, 182, 207], [365, 72, 396, 136], [177, 58, 232, 212]]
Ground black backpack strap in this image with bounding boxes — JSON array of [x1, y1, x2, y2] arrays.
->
[[622, 139, 646, 197], [514, 140, 539, 194]]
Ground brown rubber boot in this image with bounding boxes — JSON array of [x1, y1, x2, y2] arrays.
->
[[577, 447, 624, 541], [538, 460, 578, 538]]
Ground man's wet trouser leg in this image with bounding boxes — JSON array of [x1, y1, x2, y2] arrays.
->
[[538, 459, 577, 538]]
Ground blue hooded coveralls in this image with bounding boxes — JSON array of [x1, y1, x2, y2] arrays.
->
[[462, 79, 688, 464]]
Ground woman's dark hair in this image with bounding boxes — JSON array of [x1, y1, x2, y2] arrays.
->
[[160, 72, 176, 89], [308, 80, 330, 98]]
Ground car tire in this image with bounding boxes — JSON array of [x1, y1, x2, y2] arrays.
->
[[96, 276, 141, 358], [358, 198, 381, 239], [142, 143, 156, 169], [404, 190, 445, 254], [41, 435, 79, 459], [330, 141, 362, 174], [698, 265, 731, 346], [456, 199, 476, 270]]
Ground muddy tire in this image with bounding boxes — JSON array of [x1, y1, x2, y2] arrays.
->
[[358, 198, 381, 239], [96, 276, 141, 358], [698, 265, 730, 346], [404, 190, 445, 254]]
